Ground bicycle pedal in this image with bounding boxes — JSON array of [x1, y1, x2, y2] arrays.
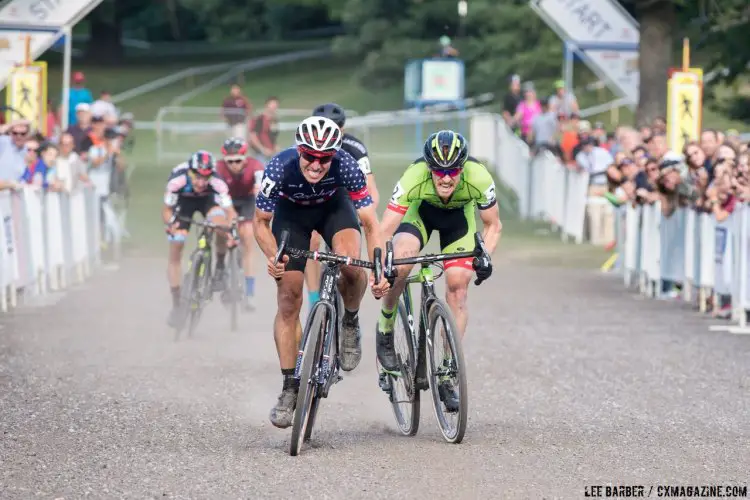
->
[[378, 372, 392, 393]]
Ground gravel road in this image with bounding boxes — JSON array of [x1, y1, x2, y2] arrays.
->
[[2, 256, 749, 499]]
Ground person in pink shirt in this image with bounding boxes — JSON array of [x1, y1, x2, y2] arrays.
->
[[513, 84, 541, 145]]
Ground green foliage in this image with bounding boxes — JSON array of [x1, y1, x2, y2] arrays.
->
[[334, 0, 562, 95]]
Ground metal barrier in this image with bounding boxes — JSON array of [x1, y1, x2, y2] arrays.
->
[[0, 185, 112, 313]]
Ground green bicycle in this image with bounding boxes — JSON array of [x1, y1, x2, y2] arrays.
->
[[169, 211, 233, 340], [378, 231, 491, 444]]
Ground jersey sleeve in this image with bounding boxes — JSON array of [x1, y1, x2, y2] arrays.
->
[[339, 151, 373, 209], [471, 162, 498, 210], [164, 169, 187, 207], [255, 155, 284, 212], [209, 176, 233, 209], [386, 163, 422, 214]]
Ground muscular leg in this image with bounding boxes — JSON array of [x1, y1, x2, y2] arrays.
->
[[376, 231, 420, 372], [331, 228, 366, 311], [167, 236, 186, 307], [269, 270, 305, 428], [444, 266, 472, 339], [304, 231, 322, 307]]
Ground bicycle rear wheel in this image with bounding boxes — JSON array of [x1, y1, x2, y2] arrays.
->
[[290, 304, 326, 456], [174, 252, 202, 341], [382, 300, 420, 436], [426, 299, 468, 444]]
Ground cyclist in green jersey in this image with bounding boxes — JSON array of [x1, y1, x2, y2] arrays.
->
[[376, 130, 503, 410]]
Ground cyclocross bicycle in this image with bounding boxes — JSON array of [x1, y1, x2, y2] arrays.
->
[[378, 231, 491, 444], [169, 210, 233, 340], [274, 229, 382, 456]]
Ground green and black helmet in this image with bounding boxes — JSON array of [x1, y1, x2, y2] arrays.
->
[[423, 130, 469, 171]]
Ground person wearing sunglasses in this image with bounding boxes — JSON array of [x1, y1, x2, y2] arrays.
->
[[303, 102, 381, 311], [162, 150, 237, 327], [252, 116, 389, 429], [376, 129, 502, 411], [214, 137, 265, 310]]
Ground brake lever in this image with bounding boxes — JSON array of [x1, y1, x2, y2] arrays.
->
[[384, 240, 397, 287], [273, 229, 290, 282], [373, 247, 382, 298]]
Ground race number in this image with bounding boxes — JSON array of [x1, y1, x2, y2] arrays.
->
[[260, 176, 276, 198], [390, 182, 405, 205], [357, 157, 372, 175], [483, 183, 496, 204]]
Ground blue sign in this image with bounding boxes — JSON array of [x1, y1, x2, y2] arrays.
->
[[404, 58, 465, 107]]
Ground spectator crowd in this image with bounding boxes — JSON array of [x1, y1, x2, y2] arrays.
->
[[501, 74, 749, 320], [0, 70, 134, 247]]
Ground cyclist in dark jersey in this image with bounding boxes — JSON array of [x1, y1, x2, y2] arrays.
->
[[304, 103, 380, 309], [253, 116, 389, 429], [214, 137, 265, 310], [163, 150, 237, 327]]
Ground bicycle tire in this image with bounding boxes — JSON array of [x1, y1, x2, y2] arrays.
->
[[426, 299, 468, 444], [385, 300, 420, 436], [228, 248, 241, 332], [187, 252, 208, 338], [290, 304, 326, 456], [174, 252, 201, 341]]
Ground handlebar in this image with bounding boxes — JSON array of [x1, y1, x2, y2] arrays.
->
[[273, 229, 383, 285], [383, 231, 491, 286]]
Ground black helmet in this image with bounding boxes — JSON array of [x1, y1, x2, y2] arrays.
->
[[312, 102, 346, 128], [423, 130, 469, 170]]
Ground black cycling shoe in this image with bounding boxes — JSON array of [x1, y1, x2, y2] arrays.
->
[[212, 269, 227, 292], [376, 329, 399, 372], [269, 387, 298, 429], [438, 380, 460, 413], [340, 313, 362, 372]]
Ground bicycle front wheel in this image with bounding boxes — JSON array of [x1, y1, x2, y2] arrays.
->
[[290, 304, 326, 456], [426, 299, 468, 444], [386, 300, 420, 436]]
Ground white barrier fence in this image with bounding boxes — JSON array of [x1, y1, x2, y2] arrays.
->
[[0, 186, 106, 313], [468, 111, 750, 334]]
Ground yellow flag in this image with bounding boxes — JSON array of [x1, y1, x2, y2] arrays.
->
[[5, 62, 47, 136]]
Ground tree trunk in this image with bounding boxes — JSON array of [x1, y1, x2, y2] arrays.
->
[[636, 0, 674, 126], [85, 1, 124, 64]]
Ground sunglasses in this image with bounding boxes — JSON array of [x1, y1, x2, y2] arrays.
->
[[11, 130, 27, 136], [432, 167, 462, 178], [299, 149, 334, 164], [226, 158, 244, 165]]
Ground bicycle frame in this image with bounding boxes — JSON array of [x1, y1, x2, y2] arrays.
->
[[400, 263, 442, 391], [295, 260, 343, 396]]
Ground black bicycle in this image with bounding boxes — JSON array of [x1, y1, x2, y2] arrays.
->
[[222, 216, 250, 331], [378, 231, 491, 444], [274, 229, 382, 456], [168, 211, 233, 340]]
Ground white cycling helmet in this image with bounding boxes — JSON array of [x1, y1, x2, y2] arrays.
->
[[295, 116, 343, 154]]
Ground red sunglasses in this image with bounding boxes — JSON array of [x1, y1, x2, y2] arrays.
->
[[298, 147, 334, 164], [432, 167, 462, 177]]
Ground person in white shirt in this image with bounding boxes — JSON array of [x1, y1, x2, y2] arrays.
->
[[48, 132, 91, 193], [90, 90, 117, 120], [575, 136, 615, 245]]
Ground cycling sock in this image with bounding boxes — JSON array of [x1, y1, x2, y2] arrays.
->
[[245, 276, 255, 297], [308, 290, 320, 305], [344, 308, 359, 321], [216, 253, 225, 270], [171, 286, 180, 307], [378, 303, 398, 334], [281, 368, 299, 391]]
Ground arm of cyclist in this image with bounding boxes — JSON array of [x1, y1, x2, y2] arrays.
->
[[474, 171, 502, 281], [162, 172, 185, 234], [252, 161, 288, 278], [357, 155, 380, 208]]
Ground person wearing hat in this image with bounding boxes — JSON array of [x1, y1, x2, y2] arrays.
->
[[548, 80, 579, 118], [65, 103, 92, 153], [62, 71, 93, 129]]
